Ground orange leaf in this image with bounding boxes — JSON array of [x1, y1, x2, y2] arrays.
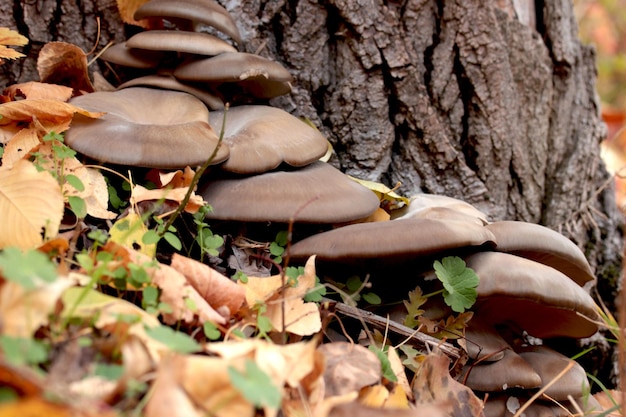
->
[[4, 81, 73, 101], [0, 27, 28, 62], [0, 99, 103, 132], [37, 42, 94, 93], [116, 0, 153, 28], [1, 127, 40, 168], [170, 253, 246, 318]]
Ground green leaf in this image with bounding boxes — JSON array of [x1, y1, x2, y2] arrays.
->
[[0, 247, 57, 289], [403, 287, 427, 328], [362, 292, 382, 305], [274, 230, 288, 246], [0, 335, 49, 367], [0, 387, 18, 403], [163, 232, 182, 250], [144, 325, 201, 354], [228, 359, 282, 409], [368, 345, 397, 382], [94, 363, 124, 380], [203, 321, 221, 340], [43, 131, 64, 142], [65, 174, 85, 192], [142, 230, 160, 245], [269, 241, 284, 257], [433, 256, 479, 313], [68, 195, 87, 218]]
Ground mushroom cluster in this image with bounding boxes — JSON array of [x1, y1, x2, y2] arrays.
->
[[60, 1, 606, 415], [289, 196, 602, 416]]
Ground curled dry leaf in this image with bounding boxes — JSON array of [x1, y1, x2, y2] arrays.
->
[[131, 183, 205, 214], [0, 98, 103, 132], [0, 160, 64, 249], [3, 81, 73, 101], [0, 27, 28, 62], [116, 0, 153, 28], [37, 41, 94, 93], [240, 256, 322, 336], [317, 342, 382, 397], [170, 253, 245, 318]]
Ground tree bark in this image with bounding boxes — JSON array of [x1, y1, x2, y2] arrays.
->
[[1, 0, 623, 375]]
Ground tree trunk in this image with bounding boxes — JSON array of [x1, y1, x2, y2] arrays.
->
[[1, 0, 623, 376]]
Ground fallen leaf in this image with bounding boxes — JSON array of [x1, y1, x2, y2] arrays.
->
[[37, 42, 94, 93], [240, 256, 322, 336], [0, 27, 28, 62], [411, 350, 484, 417], [348, 176, 409, 210], [0, 99, 103, 132], [116, 0, 154, 28], [1, 127, 40, 168], [170, 253, 245, 318], [0, 276, 73, 337], [109, 212, 155, 257], [4, 81, 73, 101], [0, 160, 64, 249], [317, 342, 381, 397], [131, 183, 205, 214]]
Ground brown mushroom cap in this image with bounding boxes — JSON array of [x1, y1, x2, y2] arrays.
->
[[118, 74, 224, 110], [464, 318, 511, 362], [209, 105, 329, 174], [289, 216, 496, 264], [459, 349, 542, 392], [465, 252, 598, 338], [126, 30, 237, 56], [174, 52, 293, 98], [199, 161, 380, 223], [517, 345, 589, 400], [485, 220, 595, 286], [66, 87, 229, 169], [134, 0, 242, 44], [392, 194, 489, 225], [100, 42, 169, 69]]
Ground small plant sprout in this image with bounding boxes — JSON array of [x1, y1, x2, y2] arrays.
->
[[269, 230, 288, 264]]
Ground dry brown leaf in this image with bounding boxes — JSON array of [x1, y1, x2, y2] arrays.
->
[[156, 166, 195, 188], [1, 127, 40, 168], [411, 351, 484, 416], [0, 277, 73, 337], [0, 99, 103, 132], [37, 41, 94, 93], [4, 81, 73, 101], [170, 253, 245, 318], [386, 346, 413, 402], [317, 342, 381, 397], [0, 159, 64, 249], [240, 256, 322, 336], [0, 27, 28, 62], [122, 246, 227, 325]]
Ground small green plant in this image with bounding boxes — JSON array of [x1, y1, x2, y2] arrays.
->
[[228, 359, 282, 409], [0, 247, 57, 289], [285, 266, 327, 302], [269, 230, 288, 264], [192, 205, 223, 260]]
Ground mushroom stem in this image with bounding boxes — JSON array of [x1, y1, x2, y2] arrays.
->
[[159, 104, 229, 236]]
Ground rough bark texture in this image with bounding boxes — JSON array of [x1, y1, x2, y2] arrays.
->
[[1, 0, 623, 376]]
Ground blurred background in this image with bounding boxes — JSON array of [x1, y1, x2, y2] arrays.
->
[[575, 0, 626, 210]]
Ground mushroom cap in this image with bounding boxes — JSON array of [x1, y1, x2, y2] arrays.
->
[[134, 0, 242, 44], [465, 252, 598, 338], [485, 220, 595, 286], [174, 52, 293, 98], [392, 194, 489, 225], [126, 30, 237, 56], [517, 345, 589, 400], [100, 42, 169, 69], [460, 349, 542, 392], [199, 161, 380, 223], [464, 318, 510, 362], [66, 87, 229, 169], [289, 217, 497, 264], [209, 105, 329, 174], [118, 74, 224, 110]]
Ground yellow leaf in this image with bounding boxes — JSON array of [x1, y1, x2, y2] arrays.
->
[[109, 211, 155, 257], [1, 127, 40, 168], [4, 81, 74, 101], [116, 0, 153, 27], [348, 176, 409, 210], [0, 160, 64, 249]]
